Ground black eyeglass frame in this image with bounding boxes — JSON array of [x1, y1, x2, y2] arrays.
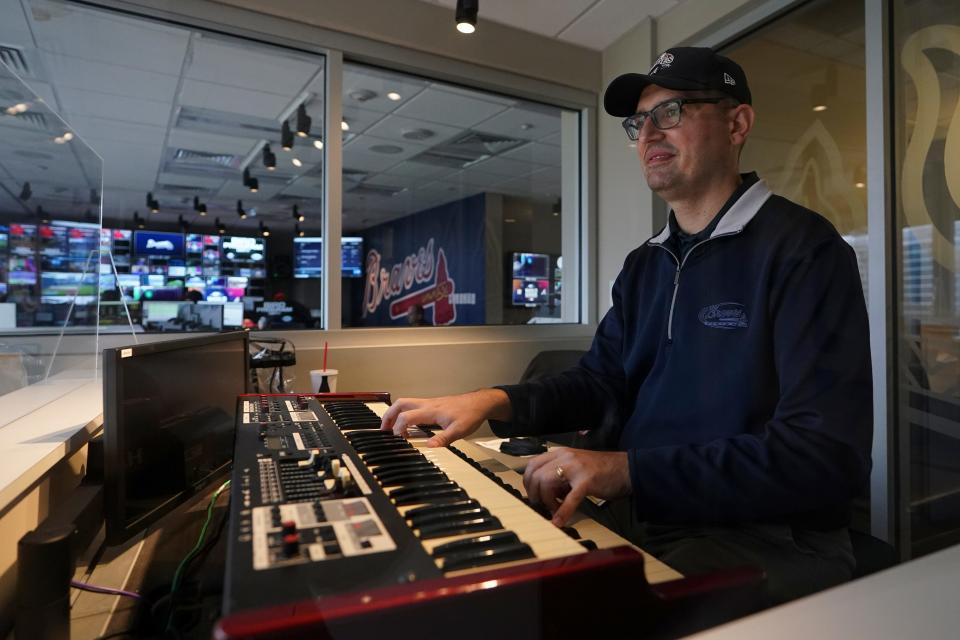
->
[[621, 97, 732, 140]]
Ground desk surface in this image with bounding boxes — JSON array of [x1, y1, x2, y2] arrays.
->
[[687, 542, 960, 639]]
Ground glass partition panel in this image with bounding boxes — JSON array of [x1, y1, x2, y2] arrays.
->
[[340, 63, 580, 327], [12, 0, 325, 334], [0, 55, 102, 408], [892, 0, 960, 557]]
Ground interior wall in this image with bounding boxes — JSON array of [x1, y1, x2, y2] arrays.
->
[[597, 19, 656, 315]]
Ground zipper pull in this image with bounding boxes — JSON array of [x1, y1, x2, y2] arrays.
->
[[673, 269, 680, 286]]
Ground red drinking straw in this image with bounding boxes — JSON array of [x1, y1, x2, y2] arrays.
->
[[322, 341, 328, 371]]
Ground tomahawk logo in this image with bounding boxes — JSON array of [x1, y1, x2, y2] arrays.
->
[[649, 52, 675, 74], [145, 238, 174, 251], [389, 249, 457, 325]]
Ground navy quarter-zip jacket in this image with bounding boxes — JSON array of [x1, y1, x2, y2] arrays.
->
[[492, 179, 873, 529]]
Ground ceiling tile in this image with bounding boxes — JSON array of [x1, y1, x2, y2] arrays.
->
[[186, 36, 323, 96], [394, 87, 508, 128], [559, 0, 678, 50]]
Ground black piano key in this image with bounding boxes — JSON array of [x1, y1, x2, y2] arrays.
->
[[404, 499, 481, 522], [431, 530, 520, 557], [353, 441, 415, 454], [390, 484, 468, 506], [417, 516, 503, 541], [345, 432, 399, 443], [362, 450, 424, 466], [373, 460, 437, 476], [438, 542, 535, 572], [407, 505, 489, 528], [378, 470, 448, 487]]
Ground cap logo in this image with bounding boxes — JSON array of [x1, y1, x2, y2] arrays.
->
[[723, 72, 736, 86], [649, 52, 674, 75]]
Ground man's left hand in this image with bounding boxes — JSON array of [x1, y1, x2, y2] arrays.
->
[[522, 448, 631, 527]]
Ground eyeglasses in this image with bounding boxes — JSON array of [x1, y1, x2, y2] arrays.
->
[[621, 97, 727, 141]]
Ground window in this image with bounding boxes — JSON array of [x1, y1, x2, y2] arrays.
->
[[3, 0, 326, 334], [339, 63, 580, 327]]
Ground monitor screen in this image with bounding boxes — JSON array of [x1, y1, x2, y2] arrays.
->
[[512, 252, 550, 279], [222, 236, 264, 261], [102, 332, 248, 543], [511, 277, 550, 306], [39, 225, 68, 257], [134, 230, 184, 257], [67, 225, 100, 264], [294, 236, 323, 278], [9, 223, 36, 256], [221, 301, 244, 328], [342, 236, 363, 277], [41, 271, 97, 297], [186, 234, 204, 254], [9, 256, 37, 284]]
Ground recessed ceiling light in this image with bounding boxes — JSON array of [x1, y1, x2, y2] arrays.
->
[[313, 139, 324, 150], [855, 182, 866, 189], [520, 123, 534, 131], [292, 157, 303, 167], [341, 121, 350, 131], [402, 128, 434, 141], [5, 102, 29, 115], [387, 92, 402, 101], [504, 218, 516, 223], [349, 89, 377, 102], [812, 104, 828, 112]]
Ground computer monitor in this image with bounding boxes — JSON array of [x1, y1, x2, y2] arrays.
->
[[134, 230, 185, 257], [342, 236, 363, 277], [511, 277, 550, 306], [102, 332, 249, 543], [294, 236, 323, 278], [511, 252, 550, 279]]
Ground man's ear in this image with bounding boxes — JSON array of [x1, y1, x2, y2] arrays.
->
[[729, 104, 755, 146]]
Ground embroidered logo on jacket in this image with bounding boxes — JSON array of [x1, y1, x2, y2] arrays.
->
[[698, 302, 748, 330]]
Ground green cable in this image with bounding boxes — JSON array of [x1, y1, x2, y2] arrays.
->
[[166, 479, 231, 631]]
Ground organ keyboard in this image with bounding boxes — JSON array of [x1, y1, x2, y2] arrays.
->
[[218, 393, 755, 639]]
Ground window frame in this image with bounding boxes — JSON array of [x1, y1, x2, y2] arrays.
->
[[71, 0, 598, 342]]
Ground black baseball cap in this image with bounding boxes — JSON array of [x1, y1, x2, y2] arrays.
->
[[604, 47, 751, 117]]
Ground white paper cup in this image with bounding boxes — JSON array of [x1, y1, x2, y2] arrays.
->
[[310, 368, 338, 393]]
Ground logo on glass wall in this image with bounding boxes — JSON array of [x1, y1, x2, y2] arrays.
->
[[362, 238, 460, 325]]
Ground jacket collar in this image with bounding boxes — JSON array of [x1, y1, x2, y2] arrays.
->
[[647, 179, 773, 246]]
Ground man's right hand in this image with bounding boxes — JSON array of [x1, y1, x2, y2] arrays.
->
[[379, 389, 512, 447]]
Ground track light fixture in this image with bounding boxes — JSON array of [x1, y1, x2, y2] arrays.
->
[[262, 144, 276, 171], [456, 0, 478, 34], [19, 182, 31, 201], [37, 205, 49, 224], [146, 192, 159, 213], [133, 211, 145, 229], [193, 196, 207, 216], [237, 200, 247, 220], [296, 104, 312, 138], [178, 214, 189, 231], [281, 120, 294, 151], [242, 167, 259, 193], [259, 221, 270, 237], [215, 217, 226, 235], [293, 204, 304, 222], [295, 223, 304, 237]]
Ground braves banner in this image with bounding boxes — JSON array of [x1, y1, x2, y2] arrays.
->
[[359, 193, 486, 326]]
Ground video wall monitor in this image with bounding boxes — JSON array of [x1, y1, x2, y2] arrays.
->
[[511, 252, 550, 279], [511, 277, 550, 307], [341, 236, 363, 277], [222, 236, 264, 261], [221, 301, 244, 328], [41, 271, 97, 298], [9, 223, 37, 256], [293, 236, 323, 278], [9, 256, 37, 285], [102, 331, 249, 544], [134, 230, 184, 257]]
